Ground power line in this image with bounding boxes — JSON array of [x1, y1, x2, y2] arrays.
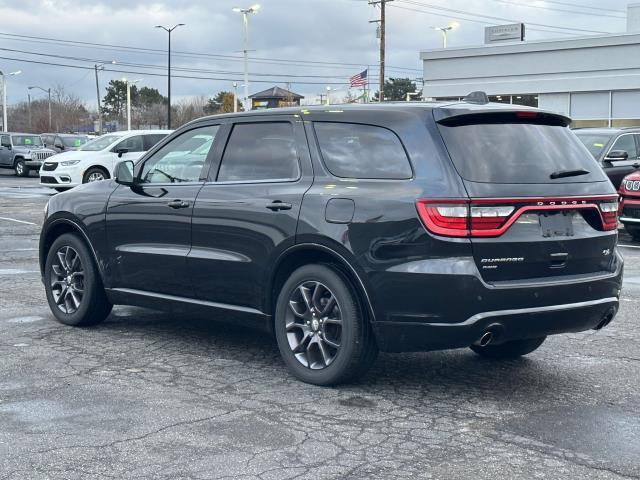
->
[[0, 55, 353, 85], [394, 0, 611, 34], [0, 31, 421, 73], [0, 47, 368, 80], [488, 0, 625, 19], [539, 0, 625, 14], [387, 3, 574, 35]]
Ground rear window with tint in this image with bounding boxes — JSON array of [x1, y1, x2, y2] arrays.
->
[[438, 122, 608, 184], [314, 122, 412, 179]]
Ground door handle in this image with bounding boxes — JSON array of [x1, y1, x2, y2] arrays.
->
[[167, 199, 190, 209], [266, 200, 292, 211]]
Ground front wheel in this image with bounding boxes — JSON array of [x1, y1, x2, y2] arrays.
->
[[625, 225, 640, 242], [44, 233, 112, 326], [470, 336, 546, 359], [14, 159, 29, 177], [275, 264, 377, 386], [83, 167, 108, 184]]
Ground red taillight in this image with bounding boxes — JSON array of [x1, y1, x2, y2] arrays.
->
[[599, 201, 619, 231], [417, 196, 619, 238], [416, 202, 468, 237]]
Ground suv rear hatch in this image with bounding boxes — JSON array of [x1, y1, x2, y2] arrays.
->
[[420, 107, 619, 284]]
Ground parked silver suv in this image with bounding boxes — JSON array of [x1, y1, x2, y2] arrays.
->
[[0, 133, 57, 176]]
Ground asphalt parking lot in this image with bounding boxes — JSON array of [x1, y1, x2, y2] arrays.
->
[[0, 170, 639, 480]]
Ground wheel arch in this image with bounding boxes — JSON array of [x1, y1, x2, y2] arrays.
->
[[40, 217, 103, 280], [12, 155, 24, 167], [268, 243, 377, 334]]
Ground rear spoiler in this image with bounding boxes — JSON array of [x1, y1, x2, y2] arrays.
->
[[434, 108, 571, 128]]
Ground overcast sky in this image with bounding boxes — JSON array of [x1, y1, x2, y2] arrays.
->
[[0, 0, 632, 108]]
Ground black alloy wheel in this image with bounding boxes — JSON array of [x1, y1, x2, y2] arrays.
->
[[275, 264, 378, 386]]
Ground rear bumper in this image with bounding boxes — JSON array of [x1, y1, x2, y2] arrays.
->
[[375, 297, 618, 352], [370, 251, 623, 353]]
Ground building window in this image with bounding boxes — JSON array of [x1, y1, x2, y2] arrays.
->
[[512, 95, 538, 108]]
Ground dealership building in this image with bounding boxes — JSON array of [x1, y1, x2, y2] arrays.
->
[[420, 4, 640, 128]]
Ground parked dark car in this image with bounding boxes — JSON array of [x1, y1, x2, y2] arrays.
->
[[619, 171, 640, 240], [0, 132, 56, 176], [42, 133, 89, 153], [573, 127, 640, 188], [39, 98, 623, 385]]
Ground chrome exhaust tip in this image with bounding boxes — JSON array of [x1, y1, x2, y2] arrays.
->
[[476, 331, 494, 347]]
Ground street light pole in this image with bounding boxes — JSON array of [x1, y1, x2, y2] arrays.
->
[[1, 70, 21, 133], [28, 86, 52, 132], [431, 22, 459, 49], [233, 82, 238, 113], [233, 5, 260, 111], [123, 78, 142, 131], [155, 24, 185, 129]]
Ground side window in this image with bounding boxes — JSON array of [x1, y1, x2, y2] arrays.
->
[[143, 134, 169, 151], [115, 135, 144, 153], [217, 122, 299, 182], [140, 125, 219, 184], [609, 135, 638, 159], [314, 122, 412, 179], [1, 134, 11, 146]]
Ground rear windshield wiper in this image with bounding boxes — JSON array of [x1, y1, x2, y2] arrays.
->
[[549, 168, 590, 179]]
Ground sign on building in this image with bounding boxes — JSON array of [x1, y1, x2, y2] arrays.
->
[[484, 23, 525, 44]]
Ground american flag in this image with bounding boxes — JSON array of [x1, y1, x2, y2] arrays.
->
[[350, 69, 368, 88]]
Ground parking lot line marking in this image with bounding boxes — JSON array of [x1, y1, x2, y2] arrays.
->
[[0, 216, 37, 226], [619, 244, 640, 249]]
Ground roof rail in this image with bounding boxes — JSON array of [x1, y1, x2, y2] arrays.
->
[[463, 91, 489, 105]]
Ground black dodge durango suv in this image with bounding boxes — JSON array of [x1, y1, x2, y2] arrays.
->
[[40, 97, 624, 385]]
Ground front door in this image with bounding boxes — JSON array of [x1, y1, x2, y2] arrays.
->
[[105, 125, 220, 297], [189, 118, 312, 313], [0, 135, 12, 166]]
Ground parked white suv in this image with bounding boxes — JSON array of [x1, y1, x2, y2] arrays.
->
[[39, 130, 172, 191]]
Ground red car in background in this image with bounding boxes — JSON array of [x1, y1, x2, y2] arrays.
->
[[619, 172, 640, 241]]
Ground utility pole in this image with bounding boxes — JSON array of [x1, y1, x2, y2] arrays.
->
[[28, 93, 31, 131], [318, 93, 326, 105], [233, 82, 238, 113], [369, 0, 392, 102], [94, 65, 103, 135]]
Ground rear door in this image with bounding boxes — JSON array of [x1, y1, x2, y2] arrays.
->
[[436, 111, 619, 284], [189, 116, 312, 312], [603, 134, 640, 188]]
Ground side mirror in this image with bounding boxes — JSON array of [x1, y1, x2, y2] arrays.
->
[[55, 143, 64, 150], [114, 160, 135, 186], [1, 143, 10, 149], [605, 150, 629, 162], [116, 148, 129, 158]]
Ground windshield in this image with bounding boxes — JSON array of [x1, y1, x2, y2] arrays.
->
[[11, 135, 42, 147], [438, 122, 608, 184], [61, 136, 88, 148], [79, 134, 126, 151], [573, 132, 614, 158]]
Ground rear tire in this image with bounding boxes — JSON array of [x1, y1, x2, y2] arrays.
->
[[44, 233, 112, 327], [625, 225, 640, 241], [274, 264, 378, 386], [14, 159, 29, 177], [470, 336, 546, 359]]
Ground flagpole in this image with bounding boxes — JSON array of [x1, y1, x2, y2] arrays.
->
[[365, 65, 370, 103]]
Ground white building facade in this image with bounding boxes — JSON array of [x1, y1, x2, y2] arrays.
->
[[420, 4, 640, 128]]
